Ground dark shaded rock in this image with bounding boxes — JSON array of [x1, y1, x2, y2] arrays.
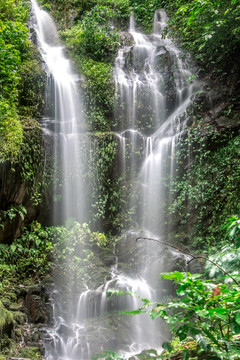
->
[[0, 125, 53, 244], [215, 115, 240, 130], [24, 285, 52, 325], [58, 323, 75, 337]]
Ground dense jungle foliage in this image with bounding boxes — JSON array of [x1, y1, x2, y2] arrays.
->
[[0, 0, 240, 359], [0, 0, 46, 162]]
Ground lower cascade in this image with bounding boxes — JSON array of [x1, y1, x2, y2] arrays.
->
[[31, 1, 200, 359]]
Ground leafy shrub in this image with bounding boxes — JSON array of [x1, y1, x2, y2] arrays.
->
[[19, 45, 46, 118], [61, 5, 120, 63], [224, 215, 240, 245], [169, 133, 240, 249], [131, 272, 240, 359], [0, 221, 109, 295], [205, 216, 240, 282], [0, 0, 31, 162], [80, 59, 115, 130], [162, 0, 240, 71], [0, 221, 54, 282], [0, 98, 23, 162], [129, 0, 162, 32]]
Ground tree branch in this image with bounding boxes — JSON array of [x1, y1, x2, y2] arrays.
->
[[136, 237, 239, 285]]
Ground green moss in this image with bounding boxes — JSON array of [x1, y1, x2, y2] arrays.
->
[[19, 44, 46, 119], [169, 132, 240, 250], [0, 99, 23, 162], [12, 311, 26, 325], [0, 300, 13, 333], [80, 59, 115, 131], [14, 124, 52, 206], [18, 346, 42, 358]]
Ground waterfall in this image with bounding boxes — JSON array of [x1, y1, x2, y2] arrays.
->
[[31, 0, 88, 225], [115, 10, 200, 236], [31, 1, 199, 358]]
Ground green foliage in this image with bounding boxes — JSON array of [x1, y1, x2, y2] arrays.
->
[[224, 215, 240, 246], [46, 222, 110, 289], [205, 216, 240, 282], [59, 3, 121, 131], [161, 0, 240, 71], [0, 205, 27, 230], [0, 220, 109, 324], [80, 59, 115, 130], [93, 350, 124, 360], [0, 221, 54, 285], [169, 131, 240, 249], [17, 347, 42, 359], [61, 8, 120, 63], [0, 0, 29, 22], [129, 0, 162, 32], [19, 44, 46, 119], [0, 98, 23, 162], [0, 300, 13, 332], [0, 0, 31, 162], [16, 124, 52, 205], [88, 135, 125, 230], [80, 5, 120, 61], [0, 0, 30, 96], [132, 272, 240, 359], [40, 0, 130, 29], [205, 245, 240, 283]]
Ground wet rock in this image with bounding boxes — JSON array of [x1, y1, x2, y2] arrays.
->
[[120, 31, 134, 47], [58, 323, 75, 337], [215, 115, 240, 130]]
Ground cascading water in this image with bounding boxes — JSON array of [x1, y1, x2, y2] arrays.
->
[[31, 1, 199, 358], [115, 10, 200, 235], [31, 0, 88, 226]]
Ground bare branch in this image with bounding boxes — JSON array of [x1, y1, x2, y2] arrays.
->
[[136, 237, 239, 285]]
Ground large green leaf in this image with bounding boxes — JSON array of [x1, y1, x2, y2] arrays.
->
[[235, 312, 240, 325]]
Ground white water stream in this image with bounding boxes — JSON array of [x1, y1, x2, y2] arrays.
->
[[31, 0, 87, 225], [115, 11, 200, 235], [31, 2, 199, 359]]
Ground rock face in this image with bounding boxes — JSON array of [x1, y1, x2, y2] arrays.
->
[[0, 282, 52, 359], [0, 126, 53, 244], [24, 285, 53, 325], [0, 161, 30, 243], [189, 83, 240, 136]]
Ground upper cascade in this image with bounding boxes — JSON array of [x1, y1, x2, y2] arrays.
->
[[114, 9, 198, 136], [31, 0, 81, 133], [114, 10, 200, 235], [31, 0, 87, 224]]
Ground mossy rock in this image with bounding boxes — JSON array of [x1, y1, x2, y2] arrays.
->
[[0, 300, 14, 334], [13, 310, 26, 325]]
